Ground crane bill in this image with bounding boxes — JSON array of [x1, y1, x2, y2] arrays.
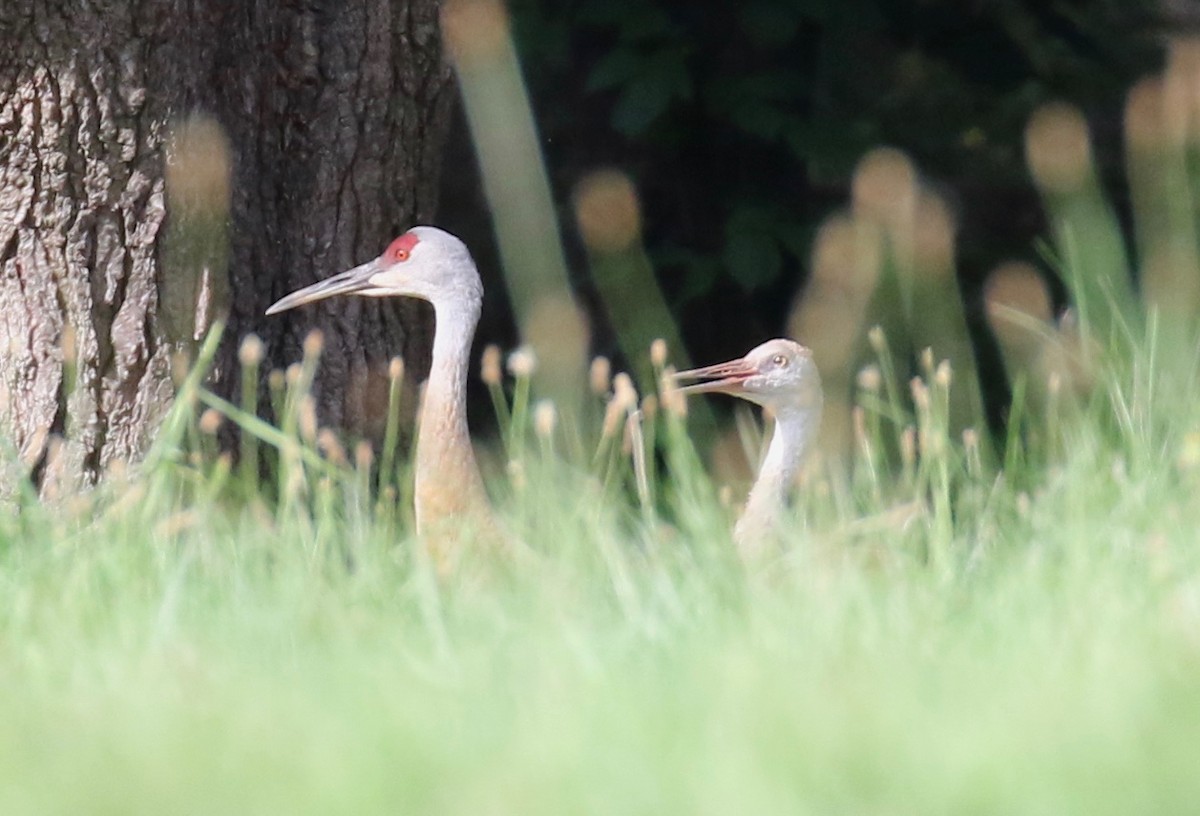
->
[[265, 260, 381, 315], [671, 357, 755, 395]]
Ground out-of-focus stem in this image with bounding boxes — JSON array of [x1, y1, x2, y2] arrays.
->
[[443, 0, 587, 418]]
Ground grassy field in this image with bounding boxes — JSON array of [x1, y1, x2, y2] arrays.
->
[[7, 38, 1200, 812], [2, 323, 1200, 816]]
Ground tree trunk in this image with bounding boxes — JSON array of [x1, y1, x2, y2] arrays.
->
[[0, 1, 453, 492], [206, 0, 451, 437]]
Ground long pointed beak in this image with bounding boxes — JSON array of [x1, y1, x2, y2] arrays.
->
[[265, 260, 381, 315], [671, 356, 757, 395]]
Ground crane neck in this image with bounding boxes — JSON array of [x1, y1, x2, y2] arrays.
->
[[734, 400, 822, 550], [413, 291, 488, 534], [428, 295, 481, 393]]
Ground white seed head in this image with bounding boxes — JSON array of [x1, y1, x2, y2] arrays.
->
[[198, 408, 222, 435], [442, 0, 510, 67], [354, 440, 374, 471], [534, 399, 558, 439], [868, 325, 887, 354], [298, 395, 318, 443], [660, 368, 688, 419], [910, 377, 930, 411], [317, 428, 348, 466], [481, 344, 502, 386], [1025, 101, 1093, 193], [649, 338, 668, 368], [920, 346, 935, 375], [507, 458, 527, 492], [507, 345, 537, 379], [935, 359, 953, 388], [856, 365, 882, 393], [302, 329, 325, 360], [601, 398, 626, 440], [572, 169, 642, 253], [388, 356, 405, 382], [589, 356, 612, 395], [612, 372, 638, 413], [238, 334, 265, 368]]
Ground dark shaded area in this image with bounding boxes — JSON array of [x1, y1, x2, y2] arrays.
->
[[439, 0, 1165, 430]]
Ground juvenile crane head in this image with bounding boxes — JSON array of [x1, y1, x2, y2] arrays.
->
[[265, 226, 482, 316], [672, 339, 821, 414]]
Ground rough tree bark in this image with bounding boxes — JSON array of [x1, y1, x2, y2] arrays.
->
[[0, 1, 453, 492], [207, 1, 451, 436]]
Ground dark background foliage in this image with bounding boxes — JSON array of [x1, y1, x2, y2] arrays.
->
[[440, 0, 1163, 393]]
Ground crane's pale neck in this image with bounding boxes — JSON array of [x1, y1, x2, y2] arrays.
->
[[734, 400, 822, 548], [425, 297, 478, 412], [414, 293, 488, 534]]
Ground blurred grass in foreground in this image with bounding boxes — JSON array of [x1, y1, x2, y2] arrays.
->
[[2, 293, 1200, 813], [7, 21, 1200, 816]]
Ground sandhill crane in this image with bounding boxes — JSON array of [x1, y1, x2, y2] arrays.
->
[[266, 227, 496, 558], [673, 339, 822, 555]]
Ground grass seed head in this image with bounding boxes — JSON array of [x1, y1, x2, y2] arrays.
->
[[302, 329, 325, 361], [910, 377, 930, 412], [1025, 102, 1093, 193], [852, 147, 917, 236], [534, 400, 558, 439], [660, 369, 688, 419], [198, 408, 223, 435], [507, 346, 537, 379], [442, 0, 510, 66], [481, 345, 502, 386], [590, 356, 612, 395], [650, 338, 668, 368], [856, 365, 882, 393], [934, 360, 953, 389], [868, 325, 887, 355], [354, 440, 374, 471], [612, 372, 638, 413], [573, 169, 642, 254], [298, 396, 318, 443], [317, 429, 348, 466], [238, 334, 265, 368]]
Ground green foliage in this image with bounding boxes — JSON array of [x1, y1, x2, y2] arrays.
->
[[512, 0, 1159, 296]]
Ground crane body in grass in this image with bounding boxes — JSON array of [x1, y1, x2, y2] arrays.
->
[[673, 339, 823, 554], [267, 227, 495, 549]]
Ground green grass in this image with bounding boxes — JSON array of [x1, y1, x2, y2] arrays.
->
[[11, 64, 1200, 813], [2, 324, 1200, 816]]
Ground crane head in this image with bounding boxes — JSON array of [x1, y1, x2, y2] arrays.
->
[[672, 338, 821, 413], [266, 226, 482, 315]]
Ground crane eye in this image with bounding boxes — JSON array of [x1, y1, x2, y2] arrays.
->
[[382, 232, 420, 264], [772, 354, 788, 368]]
